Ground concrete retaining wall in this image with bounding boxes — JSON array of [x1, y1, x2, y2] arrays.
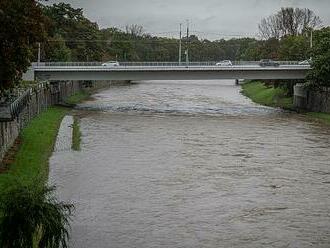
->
[[294, 84, 330, 113]]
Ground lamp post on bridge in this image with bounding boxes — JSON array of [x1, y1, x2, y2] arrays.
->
[[185, 20, 189, 67], [179, 23, 182, 66], [310, 29, 313, 61]]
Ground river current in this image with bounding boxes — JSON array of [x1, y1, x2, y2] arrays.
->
[[49, 80, 330, 248]]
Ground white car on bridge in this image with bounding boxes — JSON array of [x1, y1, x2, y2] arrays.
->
[[298, 59, 311, 65], [102, 61, 120, 67], [216, 60, 232, 66]]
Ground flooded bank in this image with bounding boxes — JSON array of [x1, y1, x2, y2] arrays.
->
[[50, 80, 330, 248]]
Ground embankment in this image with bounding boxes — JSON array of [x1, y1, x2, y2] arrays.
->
[[0, 107, 69, 191], [240, 81, 293, 110], [0, 80, 118, 189], [241, 81, 330, 125]]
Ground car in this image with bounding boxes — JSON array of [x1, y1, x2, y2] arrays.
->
[[101, 61, 120, 66], [216, 60, 232, 66], [259, 59, 279, 67], [298, 59, 311, 65]]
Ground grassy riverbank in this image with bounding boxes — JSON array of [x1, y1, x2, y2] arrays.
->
[[0, 107, 69, 191], [241, 81, 330, 125], [241, 81, 293, 109], [306, 112, 330, 125]]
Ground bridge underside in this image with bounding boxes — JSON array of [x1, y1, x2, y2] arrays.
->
[[35, 69, 308, 81]]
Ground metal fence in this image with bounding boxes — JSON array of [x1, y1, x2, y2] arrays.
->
[[9, 89, 32, 119], [33, 61, 301, 67]]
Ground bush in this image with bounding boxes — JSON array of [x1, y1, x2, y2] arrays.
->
[[0, 182, 74, 248]]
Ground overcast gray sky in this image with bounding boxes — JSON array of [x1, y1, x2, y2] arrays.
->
[[47, 0, 330, 40]]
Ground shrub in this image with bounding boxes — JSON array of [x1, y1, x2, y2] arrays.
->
[[0, 181, 74, 248]]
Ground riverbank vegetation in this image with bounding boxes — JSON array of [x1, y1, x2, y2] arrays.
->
[[0, 183, 73, 248], [307, 27, 330, 89], [0, 106, 74, 246], [0, 107, 68, 191], [306, 112, 330, 125], [72, 117, 81, 151], [65, 91, 90, 106], [241, 81, 293, 109], [241, 81, 330, 125]]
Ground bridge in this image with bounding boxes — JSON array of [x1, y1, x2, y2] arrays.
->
[[27, 61, 311, 81]]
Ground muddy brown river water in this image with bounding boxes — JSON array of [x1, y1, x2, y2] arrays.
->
[[49, 80, 330, 247]]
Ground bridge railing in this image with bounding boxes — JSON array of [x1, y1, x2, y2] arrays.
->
[[33, 61, 301, 67]]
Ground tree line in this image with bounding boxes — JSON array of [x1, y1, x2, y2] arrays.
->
[[0, 1, 329, 92], [40, 4, 316, 63]]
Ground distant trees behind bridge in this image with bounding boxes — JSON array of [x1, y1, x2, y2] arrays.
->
[[40, 4, 320, 63], [0, 1, 329, 92]]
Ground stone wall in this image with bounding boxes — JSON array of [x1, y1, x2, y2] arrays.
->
[[294, 84, 330, 113]]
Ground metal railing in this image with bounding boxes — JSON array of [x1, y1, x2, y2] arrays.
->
[[9, 89, 32, 118], [33, 61, 301, 67]]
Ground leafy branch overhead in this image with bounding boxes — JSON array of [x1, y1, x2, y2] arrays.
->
[[0, 0, 47, 90]]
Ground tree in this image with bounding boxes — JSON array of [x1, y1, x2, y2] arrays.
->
[[0, 182, 73, 248], [42, 3, 104, 61], [258, 8, 321, 39], [307, 27, 330, 89], [46, 34, 72, 62], [0, 0, 47, 90], [278, 35, 309, 60], [125, 24, 144, 37]]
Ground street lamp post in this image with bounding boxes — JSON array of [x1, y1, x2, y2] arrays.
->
[[310, 29, 313, 60], [185, 20, 189, 67], [179, 23, 182, 65]]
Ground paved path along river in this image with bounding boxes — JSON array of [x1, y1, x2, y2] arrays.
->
[[49, 80, 330, 248]]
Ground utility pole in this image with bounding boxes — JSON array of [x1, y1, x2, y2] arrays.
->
[[185, 20, 189, 67], [310, 29, 313, 60], [310, 29, 313, 49], [37, 42, 41, 65], [179, 23, 182, 65]]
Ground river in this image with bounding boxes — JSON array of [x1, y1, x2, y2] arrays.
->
[[49, 80, 330, 248]]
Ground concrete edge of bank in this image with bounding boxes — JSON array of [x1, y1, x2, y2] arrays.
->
[[0, 80, 128, 164]]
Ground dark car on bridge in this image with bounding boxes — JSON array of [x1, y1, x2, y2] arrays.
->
[[259, 59, 280, 67]]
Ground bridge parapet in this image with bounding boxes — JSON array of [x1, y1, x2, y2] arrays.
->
[[33, 61, 301, 67]]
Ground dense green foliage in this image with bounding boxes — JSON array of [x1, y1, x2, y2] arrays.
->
[[0, 0, 46, 90], [241, 81, 293, 109], [42, 3, 103, 61], [308, 27, 330, 88], [0, 182, 73, 248]]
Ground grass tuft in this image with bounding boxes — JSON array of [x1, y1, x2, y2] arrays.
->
[[72, 117, 81, 151], [65, 91, 90, 105]]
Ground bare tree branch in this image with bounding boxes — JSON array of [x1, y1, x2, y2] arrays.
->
[[258, 7, 322, 39]]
